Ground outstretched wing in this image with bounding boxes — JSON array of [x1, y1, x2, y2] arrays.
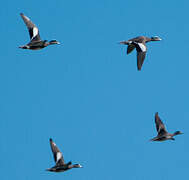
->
[[155, 112, 167, 135], [133, 42, 147, 71], [137, 51, 146, 71], [49, 138, 65, 166], [127, 44, 136, 54], [20, 13, 41, 42]]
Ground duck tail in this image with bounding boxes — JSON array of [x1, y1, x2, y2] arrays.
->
[[119, 41, 130, 45]]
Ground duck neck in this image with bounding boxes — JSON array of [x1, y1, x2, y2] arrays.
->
[[145, 37, 152, 43]]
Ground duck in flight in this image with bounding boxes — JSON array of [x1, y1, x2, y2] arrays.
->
[[19, 13, 60, 50], [150, 112, 183, 141], [119, 36, 161, 71], [46, 138, 82, 172]]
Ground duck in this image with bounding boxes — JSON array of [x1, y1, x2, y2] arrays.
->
[[19, 13, 60, 50], [119, 36, 161, 71], [150, 112, 183, 141], [46, 138, 82, 172]]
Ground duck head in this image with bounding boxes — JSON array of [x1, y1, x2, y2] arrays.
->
[[72, 164, 83, 168], [173, 131, 183, 136], [49, 40, 60, 45], [150, 36, 162, 41]]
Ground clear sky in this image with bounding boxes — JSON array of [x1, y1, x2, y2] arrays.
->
[[1, 0, 189, 180]]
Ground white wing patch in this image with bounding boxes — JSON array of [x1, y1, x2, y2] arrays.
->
[[56, 152, 62, 163], [32, 27, 38, 39], [138, 43, 147, 52]]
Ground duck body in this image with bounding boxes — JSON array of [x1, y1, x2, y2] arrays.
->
[[120, 36, 161, 70], [150, 112, 183, 142], [47, 138, 82, 173], [47, 166, 69, 172], [19, 40, 59, 50], [19, 13, 60, 50], [19, 40, 47, 50], [151, 133, 175, 141], [47, 161, 72, 172], [47, 162, 82, 172]]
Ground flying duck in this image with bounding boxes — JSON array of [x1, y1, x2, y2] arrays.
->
[[46, 138, 82, 172], [119, 36, 161, 70], [150, 112, 183, 141], [19, 13, 60, 50]]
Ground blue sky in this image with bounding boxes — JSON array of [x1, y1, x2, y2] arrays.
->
[[1, 0, 189, 180]]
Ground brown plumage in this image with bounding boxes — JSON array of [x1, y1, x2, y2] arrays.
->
[[49, 138, 65, 166], [150, 112, 183, 141], [19, 13, 60, 50], [119, 36, 161, 71], [46, 138, 82, 172]]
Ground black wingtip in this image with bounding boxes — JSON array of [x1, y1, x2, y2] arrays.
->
[[20, 13, 24, 16], [137, 66, 141, 71], [49, 138, 53, 142]]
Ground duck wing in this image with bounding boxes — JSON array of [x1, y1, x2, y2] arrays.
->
[[127, 44, 136, 54], [20, 13, 41, 42], [155, 112, 167, 136], [49, 138, 65, 166], [133, 42, 147, 71], [137, 51, 146, 71]]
